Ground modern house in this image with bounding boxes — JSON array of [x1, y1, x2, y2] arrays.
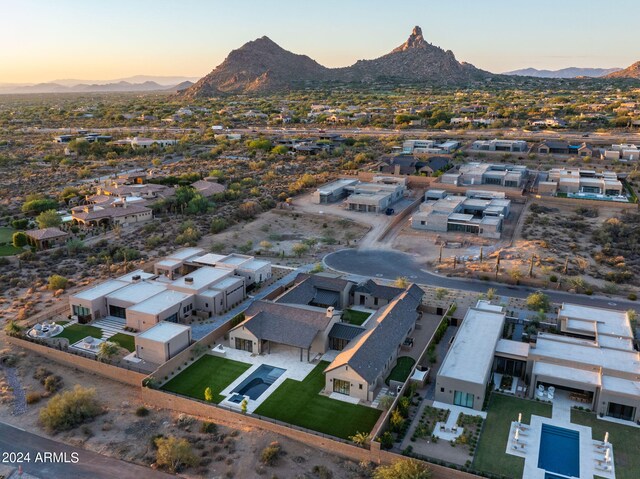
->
[[412, 190, 510, 239], [402, 139, 459, 154], [471, 139, 528, 152], [323, 284, 423, 401], [129, 137, 177, 149], [377, 155, 450, 176], [435, 301, 640, 423], [537, 168, 625, 198], [538, 141, 593, 157], [135, 322, 192, 364], [25, 227, 69, 250], [68, 248, 267, 331], [440, 163, 528, 188], [312, 176, 406, 212]]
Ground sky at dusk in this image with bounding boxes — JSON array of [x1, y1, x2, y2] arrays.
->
[[1, 0, 638, 84]]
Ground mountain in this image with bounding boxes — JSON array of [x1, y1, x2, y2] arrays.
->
[[183, 36, 333, 96], [604, 61, 640, 79], [0, 80, 192, 94], [338, 26, 491, 84], [504, 67, 621, 78], [182, 26, 492, 97], [167, 81, 194, 92]]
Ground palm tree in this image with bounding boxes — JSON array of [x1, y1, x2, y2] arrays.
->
[[97, 341, 120, 362]]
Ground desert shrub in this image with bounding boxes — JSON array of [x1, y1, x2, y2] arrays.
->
[[26, 391, 41, 404], [48, 275, 68, 291], [155, 436, 198, 473], [135, 406, 150, 417], [39, 385, 102, 432], [260, 441, 282, 466], [200, 421, 218, 434], [43, 375, 63, 393]]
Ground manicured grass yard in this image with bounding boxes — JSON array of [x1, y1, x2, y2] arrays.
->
[[342, 309, 371, 326], [56, 324, 103, 344], [161, 355, 251, 403], [0, 227, 21, 256], [474, 393, 552, 478], [254, 361, 381, 440], [572, 409, 640, 479], [108, 332, 135, 352], [385, 356, 416, 385]]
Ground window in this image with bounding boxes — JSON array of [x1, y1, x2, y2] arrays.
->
[[453, 390, 474, 408], [359, 384, 363, 390], [440, 387, 444, 393], [235, 338, 253, 352], [72, 305, 90, 317], [333, 379, 350, 395], [374, 297, 379, 306], [108, 305, 126, 319]]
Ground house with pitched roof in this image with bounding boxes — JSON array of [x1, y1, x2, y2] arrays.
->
[[228, 301, 341, 361], [274, 273, 355, 309], [25, 227, 69, 250], [323, 284, 423, 401]]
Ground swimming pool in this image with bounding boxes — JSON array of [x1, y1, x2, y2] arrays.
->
[[538, 424, 580, 478], [231, 364, 285, 400]]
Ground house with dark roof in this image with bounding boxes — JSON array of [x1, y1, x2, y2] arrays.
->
[[228, 300, 341, 361], [275, 273, 355, 309], [324, 284, 424, 401], [353, 279, 404, 309]]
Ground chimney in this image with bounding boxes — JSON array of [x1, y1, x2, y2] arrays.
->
[[131, 275, 141, 283], [326, 306, 335, 318], [394, 164, 401, 176], [185, 277, 194, 284]]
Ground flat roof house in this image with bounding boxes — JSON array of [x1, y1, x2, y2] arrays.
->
[[412, 190, 510, 239], [471, 139, 527, 153], [311, 179, 359, 204], [126, 289, 195, 331], [435, 301, 506, 410], [540, 168, 625, 198], [135, 322, 191, 364], [441, 163, 528, 188]]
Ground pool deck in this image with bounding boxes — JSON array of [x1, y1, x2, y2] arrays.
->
[[212, 345, 335, 414], [506, 389, 616, 479]]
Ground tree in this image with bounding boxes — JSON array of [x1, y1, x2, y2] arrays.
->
[[373, 459, 432, 479], [12, 232, 27, 248], [39, 385, 102, 432], [210, 218, 228, 234], [390, 408, 405, 432], [35, 209, 61, 229], [241, 398, 248, 414], [155, 436, 198, 473], [97, 341, 120, 362], [48, 275, 68, 290], [349, 431, 370, 447], [237, 201, 261, 219], [486, 288, 497, 301], [526, 292, 550, 312], [204, 387, 214, 403], [66, 239, 85, 255], [292, 243, 310, 257], [22, 198, 58, 215], [271, 145, 288, 155], [394, 276, 409, 288]]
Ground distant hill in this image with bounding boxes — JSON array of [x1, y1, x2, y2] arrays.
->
[[0, 76, 199, 94], [503, 67, 621, 78], [604, 61, 640, 79], [182, 26, 493, 97]]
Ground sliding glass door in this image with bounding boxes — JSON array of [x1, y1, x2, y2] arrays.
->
[[453, 390, 474, 408]]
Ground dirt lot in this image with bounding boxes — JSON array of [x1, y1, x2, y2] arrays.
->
[[196, 208, 370, 267], [0, 337, 373, 479], [437, 201, 640, 294]]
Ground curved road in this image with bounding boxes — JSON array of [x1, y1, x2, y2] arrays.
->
[[324, 249, 640, 313]]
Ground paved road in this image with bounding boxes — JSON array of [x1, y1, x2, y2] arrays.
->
[[0, 422, 174, 479], [324, 249, 640, 313]]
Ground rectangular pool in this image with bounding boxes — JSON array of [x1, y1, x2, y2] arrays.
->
[[231, 364, 285, 401], [538, 424, 580, 478]]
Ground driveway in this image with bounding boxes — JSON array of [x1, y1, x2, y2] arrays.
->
[[0, 422, 174, 479], [323, 249, 640, 314]]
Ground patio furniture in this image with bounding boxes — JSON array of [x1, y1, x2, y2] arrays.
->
[[547, 386, 555, 400], [536, 385, 545, 398]]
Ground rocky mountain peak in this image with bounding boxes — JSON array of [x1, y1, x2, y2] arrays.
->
[[392, 25, 429, 53]]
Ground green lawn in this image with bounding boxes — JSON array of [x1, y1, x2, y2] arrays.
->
[[161, 355, 251, 403], [342, 309, 371, 326], [254, 361, 381, 440], [55, 323, 103, 344], [572, 409, 640, 479], [385, 356, 415, 385], [474, 394, 552, 478], [109, 332, 135, 352], [0, 226, 16, 243]]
